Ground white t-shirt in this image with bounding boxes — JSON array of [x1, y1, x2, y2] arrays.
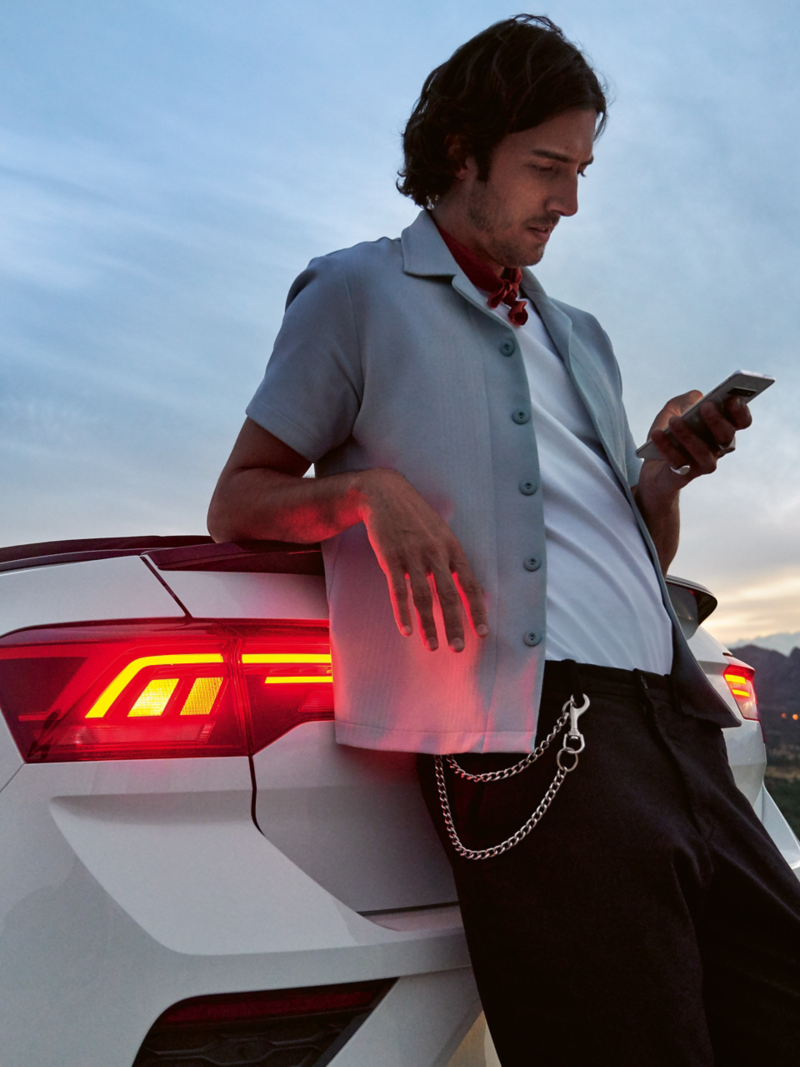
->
[[489, 298, 673, 674]]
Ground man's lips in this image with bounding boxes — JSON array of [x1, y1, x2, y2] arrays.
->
[[527, 224, 554, 241]]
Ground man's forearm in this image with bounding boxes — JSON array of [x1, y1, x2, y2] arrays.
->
[[207, 467, 368, 544], [632, 484, 681, 574], [209, 459, 489, 651]]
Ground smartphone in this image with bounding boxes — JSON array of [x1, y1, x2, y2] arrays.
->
[[636, 370, 775, 462]]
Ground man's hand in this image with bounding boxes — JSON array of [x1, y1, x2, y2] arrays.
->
[[645, 389, 752, 490], [635, 390, 755, 576], [358, 469, 489, 652], [208, 419, 488, 654], [633, 389, 753, 573]]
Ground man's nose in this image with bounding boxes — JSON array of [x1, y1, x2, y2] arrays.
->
[[548, 176, 580, 218]]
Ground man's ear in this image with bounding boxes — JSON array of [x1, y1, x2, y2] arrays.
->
[[444, 135, 473, 180]]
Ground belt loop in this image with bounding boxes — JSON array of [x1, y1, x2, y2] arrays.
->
[[634, 669, 656, 715], [563, 658, 585, 704], [667, 672, 680, 713]]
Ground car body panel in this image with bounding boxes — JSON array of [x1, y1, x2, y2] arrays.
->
[[759, 786, 800, 874], [253, 722, 457, 913], [0, 758, 471, 1066], [154, 568, 329, 620], [51, 787, 385, 955], [0, 705, 23, 793], [0, 556, 186, 636]]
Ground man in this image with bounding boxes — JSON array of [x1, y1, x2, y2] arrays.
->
[[208, 15, 800, 1065]]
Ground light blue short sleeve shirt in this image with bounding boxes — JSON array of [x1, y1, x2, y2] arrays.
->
[[247, 210, 738, 751]]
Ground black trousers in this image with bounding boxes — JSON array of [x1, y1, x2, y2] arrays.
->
[[417, 662, 800, 1067]]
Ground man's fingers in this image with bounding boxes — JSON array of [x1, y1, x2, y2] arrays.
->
[[723, 395, 752, 430], [648, 390, 703, 436], [386, 565, 414, 637], [380, 548, 484, 652], [644, 390, 754, 495], [385, 563, 467, 652], [673, 389, 704, 414], [408, 568, 440, 651], [452, 561, 489, 639], [392, 558, 489, 654], [699, 402, 736, 450], [430, 567, 466, 651], [362, 471, 489, 651], [650, 427, 695, 471], [666, 417, 717, 473]]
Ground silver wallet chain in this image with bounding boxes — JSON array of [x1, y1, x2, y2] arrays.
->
[[434, 692, 590, 860]]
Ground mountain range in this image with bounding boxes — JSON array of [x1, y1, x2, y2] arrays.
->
[[729, 644, 800, 748], [732, 632, 800, 656]]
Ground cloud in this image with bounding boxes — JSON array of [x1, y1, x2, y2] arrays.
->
[[704, 565, 800, 645]]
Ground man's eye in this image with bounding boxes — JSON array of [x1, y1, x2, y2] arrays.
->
[[531, 164, 553, 173]]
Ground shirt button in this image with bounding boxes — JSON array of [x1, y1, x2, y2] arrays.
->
[[499, 339, 515, 356], [523, 631, 542, 647], [523, 556, 542, 571], [519, 479, 538, 495], [512, 408, 530, 424]]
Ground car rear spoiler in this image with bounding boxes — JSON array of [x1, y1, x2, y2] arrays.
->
[[665, 574, 718, 634], [0, 537, 716, 628], [0, 535, 324, 576]]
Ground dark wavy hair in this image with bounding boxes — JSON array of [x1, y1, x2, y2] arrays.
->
[[397, 15, 607, 208]]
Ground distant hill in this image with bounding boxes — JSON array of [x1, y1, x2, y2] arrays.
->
[[732, 631, 800, 656], [729, 644, 800, 747]]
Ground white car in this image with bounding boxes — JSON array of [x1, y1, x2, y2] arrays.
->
[[0, 536, 798, 1067]]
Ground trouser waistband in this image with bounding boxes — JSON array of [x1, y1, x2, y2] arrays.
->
[[543, 659, 673, 701]]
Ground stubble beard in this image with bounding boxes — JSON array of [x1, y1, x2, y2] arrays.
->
[[466, 185, 551, 270]]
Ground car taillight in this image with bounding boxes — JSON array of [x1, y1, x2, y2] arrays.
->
[[133, 980, 392, 1067], [0, 621, 333, 762], [241, 637, 333, 754], [723, 663, 759, 721]]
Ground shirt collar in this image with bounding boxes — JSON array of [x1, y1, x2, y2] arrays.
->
[[400, 209, 544, 305], [431, 222, 529, 326]]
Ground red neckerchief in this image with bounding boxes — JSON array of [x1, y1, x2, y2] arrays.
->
[[435, 222, 529, 327]]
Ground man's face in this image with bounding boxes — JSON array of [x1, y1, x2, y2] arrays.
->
[[456, 108, 597, 270]]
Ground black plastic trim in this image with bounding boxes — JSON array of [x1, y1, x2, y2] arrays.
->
[[665, 574, 718, 625], [132, 980, 394, 1067], [0, 535, 324, 576], [147, 540, 324, 575]]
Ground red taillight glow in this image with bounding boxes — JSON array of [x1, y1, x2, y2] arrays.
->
[[241, 639, 333, 753], [242, 651, 333, 685], [85, 653, 225, 718], [0, 621, 333, 762], [723, 663, 759, 721], [155, 980, 388, 1027]]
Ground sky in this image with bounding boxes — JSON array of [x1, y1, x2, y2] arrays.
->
[[0, 0, 798, 647]]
